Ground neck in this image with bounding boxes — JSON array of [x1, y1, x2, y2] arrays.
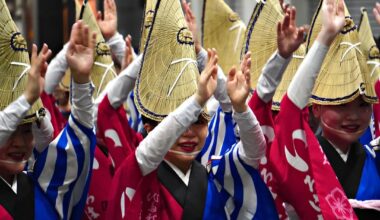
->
[[322, 133, 350, 154]]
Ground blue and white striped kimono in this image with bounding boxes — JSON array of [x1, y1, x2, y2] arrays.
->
[[30, 115, 96, 219]]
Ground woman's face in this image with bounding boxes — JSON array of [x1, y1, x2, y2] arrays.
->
[[0, 123, 34, 176], [165, 120, 208, 173], [313, 96, 372, 149]]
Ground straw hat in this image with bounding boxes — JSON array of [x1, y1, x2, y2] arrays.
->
[[358, 7, 380, 83], [140, 0, 157, 53], [0, 0, 44, 124], [202, 0, 246, 74], [242, 0, 306, 110], [134, 0, 206, 122], [76, 0, 117, 98], [306, 0, 377, 105], [59, 69, 71, 91]]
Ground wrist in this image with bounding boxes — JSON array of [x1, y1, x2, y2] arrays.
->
[[23, 92, 38, 105], [195, 44, 202, 55], [194, 93, 207, 107], [72, 72, 91, 84], [233, 103, 247, 113], [316, 28, 336, 47]]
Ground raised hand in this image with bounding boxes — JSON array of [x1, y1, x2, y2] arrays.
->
[[373, 2, 380, 25], [279, 0, 289, 13], [182, 0, 201, 54], [227, 52, 251, 113], [121, 35, 133, 70], [97, 0, 117, 40], [317, 0, 345, 46], [66, 21, 97, 84], [25, 44, 52, 105], [277, 7, 305, 58], [195, 49, 218, 106]]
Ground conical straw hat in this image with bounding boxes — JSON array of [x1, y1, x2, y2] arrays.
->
[[134, 0, 201, 122], [0, 0, 44, 124], [242, 0, 305, 110], [139, 0, 157, 53], [272, 45, 306, 110], [202, 0, 246, 74], [76, 0, 117, 98], [358, 8, 380, 83], [59, 69, 71, 91], [242, 0, 283, 89], [306, 0, 377, 105]]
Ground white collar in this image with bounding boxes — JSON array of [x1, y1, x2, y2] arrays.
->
[[0, 174, 18, 194], [164, 160, 191, 186], [326, 139, 350, 162]]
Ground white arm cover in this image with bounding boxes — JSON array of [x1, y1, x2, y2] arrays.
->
[[107, 32, 137, 65], [71, 82, 94, 129], [234, 108, 266, 168], [44, 44, 69, 94], [288, 42, 329, 109], [32, 114, 53, 153], [136, 96, 202, 176], [256, 51, 291, 103], [0, 95, 30, 147]]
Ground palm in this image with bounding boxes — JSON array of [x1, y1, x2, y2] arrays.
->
[[322, 0, 345, 35], [67, 44, 93, 76], [374, 3, 380, 25], [227, 70, 249, 106], [97, 0, 117, 40]]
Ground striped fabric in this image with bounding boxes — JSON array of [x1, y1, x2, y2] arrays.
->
[[197, 106, 238, 167], [30, 115, 96, 220], [126, 91, 144, 133], [360, 114, 376, 146], [204, 144, 278, 219]]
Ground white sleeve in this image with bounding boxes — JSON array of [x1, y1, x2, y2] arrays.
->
[[288, 42, 329, 109], [0, 95, 31, 147], [197, 48, 232, 112], [32, 114, 53, 153], [44, 44, 69, 94], [106, 32, 137, 65], [256, 51, 291, 103], [106, 54, 142, 109], [70, 82, 94, 129], [234, 108, 266, 169], [135, 96, 202, 176]]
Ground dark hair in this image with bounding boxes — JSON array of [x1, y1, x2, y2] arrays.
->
[[141, 115, 159, 127]]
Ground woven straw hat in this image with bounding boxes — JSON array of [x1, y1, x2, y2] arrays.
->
[[76, 0, 117, 98], [139, 0, 157, 53], [306, 0, 377, 105], [134, 0, 204, 122], [242, 0, 306, 110], [0, 0, 44, 124], [358, 7, 380, 83], [59, 69, 71, 91], [202, 0, 246, 74]]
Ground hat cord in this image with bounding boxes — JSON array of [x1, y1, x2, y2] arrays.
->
[[367, 60, 380, 78], [340, 42, 363, 62], [94, 61, 117, 97], [10, 62, 31, 91], [167, 58, 197, 97], [229, 22, 245, 53]]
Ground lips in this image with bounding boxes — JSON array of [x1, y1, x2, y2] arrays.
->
[[341, 124, 360, 133], [7, 152, 26, 161], [178, 142, 198, 153]]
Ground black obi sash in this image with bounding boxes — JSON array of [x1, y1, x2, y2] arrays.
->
[[0, 172, 34, 220], [158, 160, 208, 220]]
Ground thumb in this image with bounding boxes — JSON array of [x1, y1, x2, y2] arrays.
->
[[228, 66, 237, 82]]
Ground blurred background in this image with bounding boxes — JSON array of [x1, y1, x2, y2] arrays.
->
[[8, 0, 380, 57]]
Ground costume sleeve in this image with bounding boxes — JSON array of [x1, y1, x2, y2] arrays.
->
[[32, 114, 53, 153], [103, 54, 142, 109], [287, 42, 329, 109], [0, 95, 30, 147], [234, 108, 266, 168], [106, 32, 137, 65], [197, 48, 232, 112], [44, 44, 69, 95], [256, 51, 291, 103], [32, 81, 96, 220], [135, 96, 202, 176]]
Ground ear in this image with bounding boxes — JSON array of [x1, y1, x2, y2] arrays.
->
[[143, 123, 154, 134], [312, 104, 322, 118]]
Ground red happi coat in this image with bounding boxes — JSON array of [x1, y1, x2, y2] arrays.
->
[[96, 95, 143, 168], [373, 80, 380, 137], [83, 147, 115, 220], [107, 154, 183, 220], [248, 92, 287, 219], [40, 91, 67, 138], [269, 94, 357, 219], [83, 95, 143, 220]]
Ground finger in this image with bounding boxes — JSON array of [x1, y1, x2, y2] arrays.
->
[[277, 21, 282, 37], [109, 0, 116, 11], [31, 44, 38, 66], [296, 26, 305, 43], [337, 0, 344, 16], [282, 12, 290, 32], [228, 66, 237, 82], [245, 58, 251, 85], [70, 22, 79, 45], [89, 32, 97, 50], [75, 21, 84, 45], [290, 7, 296, 27], [82, 24, 90, 47], [96, 11, 102, 21]]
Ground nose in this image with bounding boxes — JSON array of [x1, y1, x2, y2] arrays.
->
[[182, 126, 196, 137], [345, 109, 360, 121]]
